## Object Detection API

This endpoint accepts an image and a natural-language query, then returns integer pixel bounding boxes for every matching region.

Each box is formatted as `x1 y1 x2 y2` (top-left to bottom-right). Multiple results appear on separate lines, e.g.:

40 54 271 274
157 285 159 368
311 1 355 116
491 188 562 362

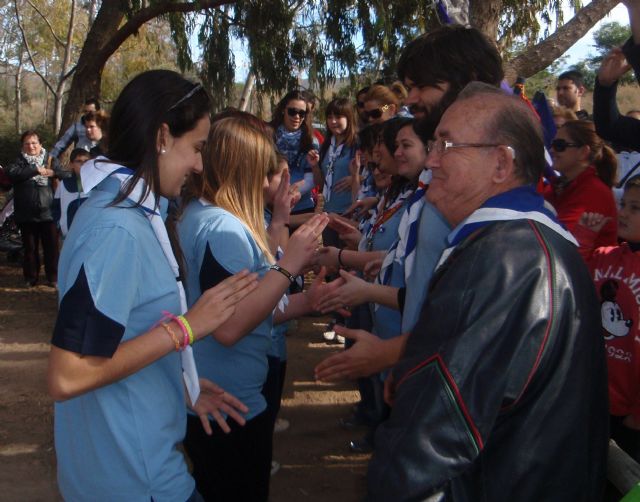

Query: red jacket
589 243 640 421
544 166 617 250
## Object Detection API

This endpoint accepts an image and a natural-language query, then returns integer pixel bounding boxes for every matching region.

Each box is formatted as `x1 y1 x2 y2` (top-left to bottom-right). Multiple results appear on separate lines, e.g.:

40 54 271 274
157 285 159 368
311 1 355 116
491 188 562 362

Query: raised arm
206 214 327 346
48 270 258 401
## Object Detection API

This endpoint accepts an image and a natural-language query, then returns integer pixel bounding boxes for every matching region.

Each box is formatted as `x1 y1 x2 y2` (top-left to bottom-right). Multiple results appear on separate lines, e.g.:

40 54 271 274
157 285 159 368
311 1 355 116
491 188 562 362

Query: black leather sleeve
366 221 588 501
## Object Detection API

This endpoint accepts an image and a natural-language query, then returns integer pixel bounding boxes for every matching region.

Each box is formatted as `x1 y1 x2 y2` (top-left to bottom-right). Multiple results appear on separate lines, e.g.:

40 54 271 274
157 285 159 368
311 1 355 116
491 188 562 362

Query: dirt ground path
0 259 369 501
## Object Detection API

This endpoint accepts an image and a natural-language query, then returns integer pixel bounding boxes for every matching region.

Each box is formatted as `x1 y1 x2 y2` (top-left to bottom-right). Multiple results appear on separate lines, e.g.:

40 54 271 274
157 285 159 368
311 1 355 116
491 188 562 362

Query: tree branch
14 0 56 95
505 0 622 80
96 0 238 65
59 0 77 86
24 0 65 47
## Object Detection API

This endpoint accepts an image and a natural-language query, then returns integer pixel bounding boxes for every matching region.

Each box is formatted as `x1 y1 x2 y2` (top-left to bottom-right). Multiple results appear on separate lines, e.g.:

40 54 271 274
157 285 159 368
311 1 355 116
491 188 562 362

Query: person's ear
493 145 516 184
156 123 172 155
579 144 591 163
577 85 586 97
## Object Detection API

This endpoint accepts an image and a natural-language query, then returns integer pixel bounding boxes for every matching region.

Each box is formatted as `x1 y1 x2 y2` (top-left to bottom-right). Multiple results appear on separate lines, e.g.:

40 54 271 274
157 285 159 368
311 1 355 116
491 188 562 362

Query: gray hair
456 82 545 185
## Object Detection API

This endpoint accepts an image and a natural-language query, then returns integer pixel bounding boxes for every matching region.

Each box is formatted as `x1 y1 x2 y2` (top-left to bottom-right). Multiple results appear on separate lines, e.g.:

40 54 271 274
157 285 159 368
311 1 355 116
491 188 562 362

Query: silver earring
160 148 166 154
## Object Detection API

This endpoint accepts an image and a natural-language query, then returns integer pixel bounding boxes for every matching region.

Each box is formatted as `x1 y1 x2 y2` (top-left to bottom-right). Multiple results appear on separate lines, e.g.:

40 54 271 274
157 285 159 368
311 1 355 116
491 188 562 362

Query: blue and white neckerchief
435 184 578 270
81 157 201 404
322 136 345 203
394 169 432 283
376 176 429 287
275 125 304 170
370 186 415 313
361 185 414 253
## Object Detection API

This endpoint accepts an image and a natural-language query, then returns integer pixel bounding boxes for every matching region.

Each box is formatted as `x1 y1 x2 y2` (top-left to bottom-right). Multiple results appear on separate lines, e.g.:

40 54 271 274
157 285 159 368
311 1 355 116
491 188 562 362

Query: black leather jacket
367 219 609 501
6 152 67 224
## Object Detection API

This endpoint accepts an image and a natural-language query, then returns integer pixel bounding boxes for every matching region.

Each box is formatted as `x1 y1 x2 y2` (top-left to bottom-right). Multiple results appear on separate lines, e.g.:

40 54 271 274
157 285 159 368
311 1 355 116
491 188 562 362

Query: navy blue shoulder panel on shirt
51 265 125 357
67 198 87 230
62 176 79 193
199 242 233 292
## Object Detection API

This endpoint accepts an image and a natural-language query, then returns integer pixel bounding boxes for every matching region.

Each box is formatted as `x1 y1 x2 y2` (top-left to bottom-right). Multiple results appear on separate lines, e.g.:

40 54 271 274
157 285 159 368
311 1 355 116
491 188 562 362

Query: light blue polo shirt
51 178 193 502
401 200 450 333
178 201 272 420
321 143 356 214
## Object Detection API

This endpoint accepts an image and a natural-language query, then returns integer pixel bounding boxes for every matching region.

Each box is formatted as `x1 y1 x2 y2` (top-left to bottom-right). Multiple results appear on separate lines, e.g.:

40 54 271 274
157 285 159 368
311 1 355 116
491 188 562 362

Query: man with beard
400 25 503 122
315 25 505 382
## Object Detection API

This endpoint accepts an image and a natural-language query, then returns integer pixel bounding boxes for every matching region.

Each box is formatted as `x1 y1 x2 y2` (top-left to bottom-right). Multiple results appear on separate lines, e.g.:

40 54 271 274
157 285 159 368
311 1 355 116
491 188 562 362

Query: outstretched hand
314 325 388 382
316 269 369 313
363 258 382 281
305 267 351 317
189 378 249 434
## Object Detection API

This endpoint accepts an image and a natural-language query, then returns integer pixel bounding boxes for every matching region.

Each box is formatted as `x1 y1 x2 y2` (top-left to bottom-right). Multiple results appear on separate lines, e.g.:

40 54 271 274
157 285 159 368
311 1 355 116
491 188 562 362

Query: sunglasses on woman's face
286 107 307 118
365 104 390 120
550 138 582 152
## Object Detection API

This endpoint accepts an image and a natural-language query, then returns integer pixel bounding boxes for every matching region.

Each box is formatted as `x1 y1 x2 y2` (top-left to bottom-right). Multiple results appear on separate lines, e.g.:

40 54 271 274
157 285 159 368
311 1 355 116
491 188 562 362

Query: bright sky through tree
189 3 631 83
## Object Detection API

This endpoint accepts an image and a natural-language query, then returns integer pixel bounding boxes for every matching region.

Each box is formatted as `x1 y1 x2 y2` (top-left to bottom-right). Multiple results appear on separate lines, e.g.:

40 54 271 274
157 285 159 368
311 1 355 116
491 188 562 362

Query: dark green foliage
199 8 234 111
589 22 633 86
162 0 439 109
167 12 193 73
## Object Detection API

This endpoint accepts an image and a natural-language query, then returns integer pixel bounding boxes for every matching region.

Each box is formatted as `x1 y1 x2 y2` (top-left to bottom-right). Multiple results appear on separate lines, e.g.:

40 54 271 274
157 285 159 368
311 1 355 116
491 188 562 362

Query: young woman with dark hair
271 90 319 217
47 70 257 502
310 98 358 215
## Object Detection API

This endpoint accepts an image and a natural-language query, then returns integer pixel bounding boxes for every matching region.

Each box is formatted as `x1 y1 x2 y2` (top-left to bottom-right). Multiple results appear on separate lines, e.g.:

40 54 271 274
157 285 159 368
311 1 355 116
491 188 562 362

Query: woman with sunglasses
545 120 618 254
271 90 319 220
362 83 406 124
47 70 257 502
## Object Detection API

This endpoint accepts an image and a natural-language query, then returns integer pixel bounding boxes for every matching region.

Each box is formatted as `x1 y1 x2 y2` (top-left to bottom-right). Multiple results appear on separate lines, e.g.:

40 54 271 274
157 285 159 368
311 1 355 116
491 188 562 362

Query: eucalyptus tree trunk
238 71 255 111
53 0 77 131
60 0 236 134
14 51 23 134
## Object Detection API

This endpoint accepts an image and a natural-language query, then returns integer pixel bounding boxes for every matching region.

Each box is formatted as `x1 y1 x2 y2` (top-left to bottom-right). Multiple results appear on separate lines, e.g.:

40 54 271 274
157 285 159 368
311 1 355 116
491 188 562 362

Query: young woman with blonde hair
178 116 329 501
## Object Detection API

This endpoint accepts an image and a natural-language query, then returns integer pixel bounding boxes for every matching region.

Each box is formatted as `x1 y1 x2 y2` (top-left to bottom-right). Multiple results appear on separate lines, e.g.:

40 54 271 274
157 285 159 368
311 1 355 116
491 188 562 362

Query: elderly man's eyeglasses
426 139 516 159
550 138 581 152
286 108 307 118
365 104 390 120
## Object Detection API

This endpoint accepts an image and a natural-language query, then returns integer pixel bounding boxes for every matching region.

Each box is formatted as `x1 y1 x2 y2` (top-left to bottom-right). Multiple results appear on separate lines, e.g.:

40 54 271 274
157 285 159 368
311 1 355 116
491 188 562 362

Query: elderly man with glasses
364 82 609 501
